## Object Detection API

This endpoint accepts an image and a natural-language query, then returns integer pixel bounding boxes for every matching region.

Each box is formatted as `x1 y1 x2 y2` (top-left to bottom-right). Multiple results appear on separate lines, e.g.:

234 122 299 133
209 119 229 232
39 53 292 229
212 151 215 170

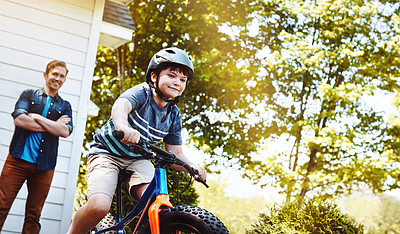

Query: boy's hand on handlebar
119 127 140 145
192 165 207 182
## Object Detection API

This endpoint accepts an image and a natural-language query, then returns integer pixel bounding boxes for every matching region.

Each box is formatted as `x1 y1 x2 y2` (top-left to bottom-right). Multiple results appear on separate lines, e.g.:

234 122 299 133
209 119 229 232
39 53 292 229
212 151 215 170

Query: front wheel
137 205 229 234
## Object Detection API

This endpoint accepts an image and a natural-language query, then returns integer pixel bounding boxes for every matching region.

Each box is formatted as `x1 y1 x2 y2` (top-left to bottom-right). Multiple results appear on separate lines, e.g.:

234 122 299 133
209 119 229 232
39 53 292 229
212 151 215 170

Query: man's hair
46 60 69 76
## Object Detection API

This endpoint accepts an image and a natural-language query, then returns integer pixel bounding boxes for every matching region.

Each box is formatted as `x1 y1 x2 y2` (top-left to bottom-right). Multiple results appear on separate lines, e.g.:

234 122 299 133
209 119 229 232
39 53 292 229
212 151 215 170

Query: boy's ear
151 71 157 84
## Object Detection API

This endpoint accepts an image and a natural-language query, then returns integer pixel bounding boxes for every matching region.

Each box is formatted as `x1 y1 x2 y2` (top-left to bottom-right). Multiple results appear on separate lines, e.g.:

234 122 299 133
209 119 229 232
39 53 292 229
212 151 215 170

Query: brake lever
131 141 154 159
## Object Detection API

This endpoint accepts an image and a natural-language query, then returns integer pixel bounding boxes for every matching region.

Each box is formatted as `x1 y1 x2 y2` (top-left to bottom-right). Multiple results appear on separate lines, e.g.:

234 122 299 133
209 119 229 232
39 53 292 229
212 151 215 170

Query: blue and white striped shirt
89 83 182 158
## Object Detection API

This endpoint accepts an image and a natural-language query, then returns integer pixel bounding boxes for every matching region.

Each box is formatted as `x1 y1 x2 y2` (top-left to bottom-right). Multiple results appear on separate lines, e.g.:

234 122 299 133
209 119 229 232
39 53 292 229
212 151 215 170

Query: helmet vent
165 49 176 54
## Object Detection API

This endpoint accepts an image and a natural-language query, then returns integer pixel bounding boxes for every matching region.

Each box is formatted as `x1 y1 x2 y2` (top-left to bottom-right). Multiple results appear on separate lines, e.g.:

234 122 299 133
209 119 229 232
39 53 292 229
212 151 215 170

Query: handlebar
113 130 170 159
112 130 208 187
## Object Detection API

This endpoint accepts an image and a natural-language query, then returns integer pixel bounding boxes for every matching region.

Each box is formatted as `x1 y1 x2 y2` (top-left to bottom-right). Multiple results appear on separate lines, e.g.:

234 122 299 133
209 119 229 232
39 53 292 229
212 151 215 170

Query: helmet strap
149 74 181 104
148 83 179 122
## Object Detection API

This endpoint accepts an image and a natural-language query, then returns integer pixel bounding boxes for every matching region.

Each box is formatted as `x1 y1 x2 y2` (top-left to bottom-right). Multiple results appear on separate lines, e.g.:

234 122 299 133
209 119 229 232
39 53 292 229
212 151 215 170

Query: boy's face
151 67 187 99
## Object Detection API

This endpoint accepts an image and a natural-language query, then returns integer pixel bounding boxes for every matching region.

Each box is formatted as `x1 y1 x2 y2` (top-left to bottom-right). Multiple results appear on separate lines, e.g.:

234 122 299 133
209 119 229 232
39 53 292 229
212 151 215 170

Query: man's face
152 67 187 99
44 66 67 93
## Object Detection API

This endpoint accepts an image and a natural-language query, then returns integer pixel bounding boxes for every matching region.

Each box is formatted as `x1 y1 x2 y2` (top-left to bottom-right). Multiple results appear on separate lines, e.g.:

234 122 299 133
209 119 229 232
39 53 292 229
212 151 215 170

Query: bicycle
91 130 229 234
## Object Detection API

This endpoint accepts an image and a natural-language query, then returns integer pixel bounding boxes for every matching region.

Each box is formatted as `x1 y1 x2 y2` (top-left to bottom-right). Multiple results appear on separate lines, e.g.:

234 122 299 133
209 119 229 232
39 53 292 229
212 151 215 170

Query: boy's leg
68 154 120 234
22 167 54 234
130 184 149 200
68 193 113 234
0 155 29 230
126 159 154 200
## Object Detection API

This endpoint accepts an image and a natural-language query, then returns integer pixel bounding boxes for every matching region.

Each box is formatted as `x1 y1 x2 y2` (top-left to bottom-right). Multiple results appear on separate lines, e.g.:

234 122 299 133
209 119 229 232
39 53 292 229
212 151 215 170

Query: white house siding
0 0 105 233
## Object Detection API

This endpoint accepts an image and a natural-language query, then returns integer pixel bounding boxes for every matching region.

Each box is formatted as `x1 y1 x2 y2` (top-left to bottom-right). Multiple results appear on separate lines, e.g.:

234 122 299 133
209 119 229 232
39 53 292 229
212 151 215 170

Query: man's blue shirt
9 88 73 170
20 96 52 163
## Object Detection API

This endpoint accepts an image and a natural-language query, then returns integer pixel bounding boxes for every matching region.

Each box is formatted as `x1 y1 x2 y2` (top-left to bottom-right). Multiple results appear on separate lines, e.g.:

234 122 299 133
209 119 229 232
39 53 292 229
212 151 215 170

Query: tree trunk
300 148 318 198
128 35 138 78
116 44 127 94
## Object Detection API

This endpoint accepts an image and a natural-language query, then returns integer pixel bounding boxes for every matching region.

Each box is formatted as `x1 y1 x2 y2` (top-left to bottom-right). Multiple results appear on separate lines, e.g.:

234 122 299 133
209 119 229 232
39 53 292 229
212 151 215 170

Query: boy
68 47 207 234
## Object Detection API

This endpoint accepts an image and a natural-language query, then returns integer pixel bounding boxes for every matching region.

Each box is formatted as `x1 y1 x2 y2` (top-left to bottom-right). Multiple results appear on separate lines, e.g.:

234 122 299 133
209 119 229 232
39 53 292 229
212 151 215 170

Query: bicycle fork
147 168 173 234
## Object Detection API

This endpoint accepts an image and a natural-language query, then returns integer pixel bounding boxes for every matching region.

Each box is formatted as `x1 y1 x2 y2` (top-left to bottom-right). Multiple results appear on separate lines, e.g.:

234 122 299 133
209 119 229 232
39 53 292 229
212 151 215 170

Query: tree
79 0 400 207
233 0 400 199
384 90 400 175
85 0 263 150
82 0 266 167
247 198 364 233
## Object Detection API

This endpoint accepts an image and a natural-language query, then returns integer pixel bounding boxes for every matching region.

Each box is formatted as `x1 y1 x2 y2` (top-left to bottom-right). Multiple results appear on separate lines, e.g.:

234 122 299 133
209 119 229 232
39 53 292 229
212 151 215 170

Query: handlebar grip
113 130 125 140
191 168 209 188
113 130 144 145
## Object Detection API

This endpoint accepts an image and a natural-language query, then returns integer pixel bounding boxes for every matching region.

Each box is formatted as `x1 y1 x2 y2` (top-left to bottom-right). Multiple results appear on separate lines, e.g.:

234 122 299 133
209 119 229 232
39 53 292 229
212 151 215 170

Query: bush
246 199 364 234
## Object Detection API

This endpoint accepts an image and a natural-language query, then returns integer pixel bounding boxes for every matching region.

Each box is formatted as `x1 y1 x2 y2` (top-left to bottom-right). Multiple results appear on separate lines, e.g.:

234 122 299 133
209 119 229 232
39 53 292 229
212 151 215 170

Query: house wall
0 0 105 233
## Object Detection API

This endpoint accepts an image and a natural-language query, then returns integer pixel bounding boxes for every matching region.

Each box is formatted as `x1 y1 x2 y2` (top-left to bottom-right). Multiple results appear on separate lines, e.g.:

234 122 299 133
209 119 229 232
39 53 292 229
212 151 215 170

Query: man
0 60 73 233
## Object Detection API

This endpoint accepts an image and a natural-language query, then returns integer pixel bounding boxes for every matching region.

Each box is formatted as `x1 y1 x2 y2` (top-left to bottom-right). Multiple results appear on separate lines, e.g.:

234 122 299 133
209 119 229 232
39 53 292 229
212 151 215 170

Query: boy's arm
111 98 141 144
165 143 207 181
29 113 71 138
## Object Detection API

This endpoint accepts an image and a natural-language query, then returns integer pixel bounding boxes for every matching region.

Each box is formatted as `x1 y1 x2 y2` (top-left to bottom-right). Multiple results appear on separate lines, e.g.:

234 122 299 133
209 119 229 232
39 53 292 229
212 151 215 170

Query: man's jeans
0 154 54 234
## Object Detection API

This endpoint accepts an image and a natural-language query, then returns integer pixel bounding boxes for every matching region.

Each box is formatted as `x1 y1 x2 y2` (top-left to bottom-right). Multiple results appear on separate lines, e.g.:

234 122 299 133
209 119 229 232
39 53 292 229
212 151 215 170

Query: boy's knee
90 206 109 219
87 194 112 217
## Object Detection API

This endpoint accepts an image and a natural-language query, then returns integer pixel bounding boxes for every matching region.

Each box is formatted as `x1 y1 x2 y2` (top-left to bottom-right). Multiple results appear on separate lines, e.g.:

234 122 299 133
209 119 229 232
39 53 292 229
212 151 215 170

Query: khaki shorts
86 154 154 199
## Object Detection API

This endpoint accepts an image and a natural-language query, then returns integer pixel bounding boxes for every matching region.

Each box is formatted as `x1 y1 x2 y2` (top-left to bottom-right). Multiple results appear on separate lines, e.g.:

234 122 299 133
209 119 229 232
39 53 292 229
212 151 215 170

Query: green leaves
241 0 400 199
81 0 400 203
247 199 364 234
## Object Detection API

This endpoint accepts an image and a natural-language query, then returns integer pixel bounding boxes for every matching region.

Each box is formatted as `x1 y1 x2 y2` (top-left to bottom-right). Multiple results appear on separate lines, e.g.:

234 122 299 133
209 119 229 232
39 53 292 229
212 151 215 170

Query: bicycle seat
118 169 132 182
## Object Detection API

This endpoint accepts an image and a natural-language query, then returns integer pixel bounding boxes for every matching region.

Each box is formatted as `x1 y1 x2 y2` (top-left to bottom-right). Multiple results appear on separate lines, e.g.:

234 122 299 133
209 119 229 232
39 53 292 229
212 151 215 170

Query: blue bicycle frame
95 168 173 234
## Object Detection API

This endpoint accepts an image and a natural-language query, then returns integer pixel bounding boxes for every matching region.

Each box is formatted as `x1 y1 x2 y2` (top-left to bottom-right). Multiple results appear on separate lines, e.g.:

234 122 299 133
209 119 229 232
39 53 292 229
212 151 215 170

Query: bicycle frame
95 168 173 234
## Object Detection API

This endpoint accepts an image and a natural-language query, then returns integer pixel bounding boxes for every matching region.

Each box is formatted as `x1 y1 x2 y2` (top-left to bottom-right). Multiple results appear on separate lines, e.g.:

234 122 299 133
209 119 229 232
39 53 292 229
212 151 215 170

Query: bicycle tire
136 205 229 234
90 212 118 234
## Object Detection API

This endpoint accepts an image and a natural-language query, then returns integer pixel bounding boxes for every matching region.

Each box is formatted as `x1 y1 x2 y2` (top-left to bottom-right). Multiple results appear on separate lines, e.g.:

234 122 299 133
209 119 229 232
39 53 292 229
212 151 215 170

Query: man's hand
30 113 70 125
28 113 70 137
56 115 71 124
